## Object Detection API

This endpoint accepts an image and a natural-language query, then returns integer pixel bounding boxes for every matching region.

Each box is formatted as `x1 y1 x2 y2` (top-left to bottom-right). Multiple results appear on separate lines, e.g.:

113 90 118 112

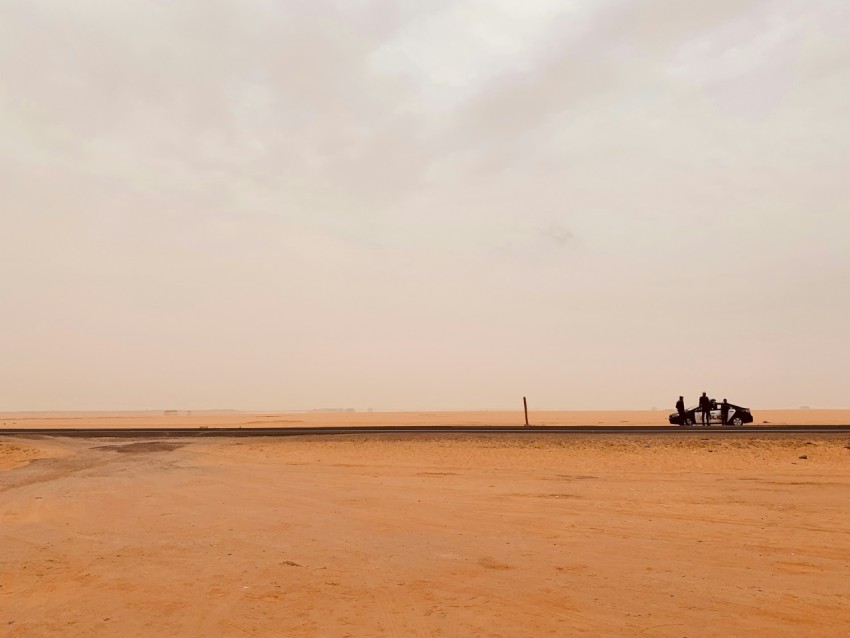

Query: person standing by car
699 392 711 426
676 396 686 420
721 399 730 426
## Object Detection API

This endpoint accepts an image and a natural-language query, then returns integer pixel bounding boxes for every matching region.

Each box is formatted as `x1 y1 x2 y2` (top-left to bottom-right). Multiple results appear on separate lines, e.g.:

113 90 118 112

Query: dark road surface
2 425 850 438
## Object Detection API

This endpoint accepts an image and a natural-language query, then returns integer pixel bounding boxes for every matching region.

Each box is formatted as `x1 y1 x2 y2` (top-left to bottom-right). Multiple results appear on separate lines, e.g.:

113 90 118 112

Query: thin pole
523 396 529 426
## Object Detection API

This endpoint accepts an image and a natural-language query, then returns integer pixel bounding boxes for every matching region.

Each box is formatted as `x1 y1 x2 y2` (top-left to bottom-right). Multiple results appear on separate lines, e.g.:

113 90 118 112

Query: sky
1 0 849 411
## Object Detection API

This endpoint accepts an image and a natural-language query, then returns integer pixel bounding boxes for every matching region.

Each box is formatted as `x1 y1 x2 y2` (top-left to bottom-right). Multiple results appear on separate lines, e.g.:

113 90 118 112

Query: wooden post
523 396 529 426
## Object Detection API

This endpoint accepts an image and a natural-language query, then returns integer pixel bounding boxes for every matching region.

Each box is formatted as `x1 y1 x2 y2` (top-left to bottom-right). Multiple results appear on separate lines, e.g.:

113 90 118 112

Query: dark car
669 402 754 426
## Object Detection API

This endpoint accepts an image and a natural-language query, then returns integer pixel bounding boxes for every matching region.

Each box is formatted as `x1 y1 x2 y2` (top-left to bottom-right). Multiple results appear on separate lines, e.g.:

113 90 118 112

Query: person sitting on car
699 392 711 426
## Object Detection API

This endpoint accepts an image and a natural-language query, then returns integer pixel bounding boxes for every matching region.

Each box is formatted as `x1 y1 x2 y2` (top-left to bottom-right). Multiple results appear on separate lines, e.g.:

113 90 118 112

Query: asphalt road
2 425 850 438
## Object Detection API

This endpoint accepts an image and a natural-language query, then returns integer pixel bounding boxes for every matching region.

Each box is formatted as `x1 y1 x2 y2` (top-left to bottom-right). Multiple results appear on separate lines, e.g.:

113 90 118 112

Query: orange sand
2 432 850 636
1 409 848 430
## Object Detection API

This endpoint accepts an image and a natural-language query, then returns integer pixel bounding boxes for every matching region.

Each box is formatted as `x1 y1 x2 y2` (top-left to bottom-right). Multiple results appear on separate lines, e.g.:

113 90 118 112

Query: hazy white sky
2 0 849 411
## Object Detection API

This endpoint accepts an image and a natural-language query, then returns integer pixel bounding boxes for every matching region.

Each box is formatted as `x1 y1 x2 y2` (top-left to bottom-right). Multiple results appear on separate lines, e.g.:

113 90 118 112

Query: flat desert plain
2 408 850 429
2 426 850 637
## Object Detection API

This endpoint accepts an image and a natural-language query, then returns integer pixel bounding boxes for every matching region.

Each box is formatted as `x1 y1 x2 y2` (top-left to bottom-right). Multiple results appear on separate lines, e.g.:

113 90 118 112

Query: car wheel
731 417 743 426
683 417 694 427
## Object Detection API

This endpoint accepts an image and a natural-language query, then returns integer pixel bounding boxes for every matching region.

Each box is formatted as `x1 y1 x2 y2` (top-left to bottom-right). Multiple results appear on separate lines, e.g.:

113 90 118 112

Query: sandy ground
2 409 849 430
2 433 850 637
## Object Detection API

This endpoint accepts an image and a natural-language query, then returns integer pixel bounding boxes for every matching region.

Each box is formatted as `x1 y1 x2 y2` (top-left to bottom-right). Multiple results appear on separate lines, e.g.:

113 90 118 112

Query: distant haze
2 1 849 411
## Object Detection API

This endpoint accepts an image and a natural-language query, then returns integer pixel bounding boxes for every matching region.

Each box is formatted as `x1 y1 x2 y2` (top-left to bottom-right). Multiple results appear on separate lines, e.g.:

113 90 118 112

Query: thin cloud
1 0 849 409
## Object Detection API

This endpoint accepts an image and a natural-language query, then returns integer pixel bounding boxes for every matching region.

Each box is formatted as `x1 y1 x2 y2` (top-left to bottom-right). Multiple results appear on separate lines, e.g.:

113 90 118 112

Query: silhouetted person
699 392 711 426
676 396 685 420
721 399 730 426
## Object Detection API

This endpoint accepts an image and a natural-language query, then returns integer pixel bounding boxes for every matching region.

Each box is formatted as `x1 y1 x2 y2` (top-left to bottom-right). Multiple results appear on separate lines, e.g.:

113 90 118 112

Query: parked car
669 402 753 426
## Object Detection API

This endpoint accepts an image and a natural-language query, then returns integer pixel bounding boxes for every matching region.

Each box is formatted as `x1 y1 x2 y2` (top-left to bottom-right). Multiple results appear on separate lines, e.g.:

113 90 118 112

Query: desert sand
2 431 850 637
2 409 849 430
